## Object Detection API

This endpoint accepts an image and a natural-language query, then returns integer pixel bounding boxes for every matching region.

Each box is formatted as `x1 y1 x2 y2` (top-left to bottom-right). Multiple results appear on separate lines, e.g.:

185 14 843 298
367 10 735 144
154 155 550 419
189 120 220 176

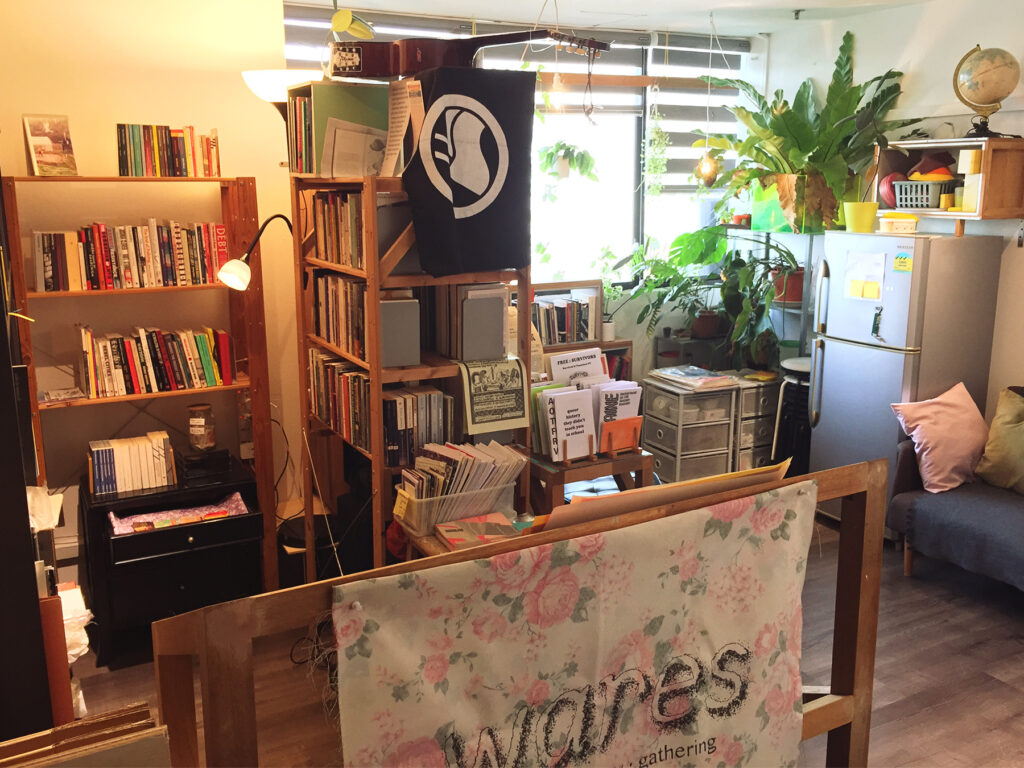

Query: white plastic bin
393 483 515 537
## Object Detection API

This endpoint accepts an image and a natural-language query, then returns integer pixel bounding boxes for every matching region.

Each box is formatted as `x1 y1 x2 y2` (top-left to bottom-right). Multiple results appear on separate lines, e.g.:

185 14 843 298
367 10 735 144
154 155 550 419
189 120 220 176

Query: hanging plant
644 103 671 196
538 141 598 181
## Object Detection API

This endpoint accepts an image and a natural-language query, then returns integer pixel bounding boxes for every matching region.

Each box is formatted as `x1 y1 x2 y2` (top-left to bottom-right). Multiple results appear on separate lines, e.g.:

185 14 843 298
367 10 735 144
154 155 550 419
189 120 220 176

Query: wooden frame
1 175 277 590
290 175 532 573
152 458 885 767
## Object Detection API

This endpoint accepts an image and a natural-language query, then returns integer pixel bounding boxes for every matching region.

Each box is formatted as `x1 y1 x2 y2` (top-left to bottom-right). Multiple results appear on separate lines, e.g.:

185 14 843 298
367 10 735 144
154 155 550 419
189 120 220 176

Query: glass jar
188 403 216 452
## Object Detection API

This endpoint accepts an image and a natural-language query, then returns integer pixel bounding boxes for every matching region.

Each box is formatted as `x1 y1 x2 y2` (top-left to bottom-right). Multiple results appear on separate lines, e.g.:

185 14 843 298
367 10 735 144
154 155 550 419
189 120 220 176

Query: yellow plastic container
843 202 879 233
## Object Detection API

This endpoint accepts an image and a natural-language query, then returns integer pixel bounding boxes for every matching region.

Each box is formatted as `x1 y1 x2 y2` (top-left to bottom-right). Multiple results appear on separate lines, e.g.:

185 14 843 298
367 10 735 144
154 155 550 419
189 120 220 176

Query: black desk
79 456 263 667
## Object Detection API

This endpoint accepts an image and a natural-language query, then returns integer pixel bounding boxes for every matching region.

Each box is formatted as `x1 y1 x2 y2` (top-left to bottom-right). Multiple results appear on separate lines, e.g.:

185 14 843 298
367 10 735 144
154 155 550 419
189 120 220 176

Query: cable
271 416 296 508
301 426 344 578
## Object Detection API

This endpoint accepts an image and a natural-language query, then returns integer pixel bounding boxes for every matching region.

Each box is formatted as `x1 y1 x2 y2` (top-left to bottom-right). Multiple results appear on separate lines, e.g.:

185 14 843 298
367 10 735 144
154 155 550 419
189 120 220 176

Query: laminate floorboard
71 520 1024 766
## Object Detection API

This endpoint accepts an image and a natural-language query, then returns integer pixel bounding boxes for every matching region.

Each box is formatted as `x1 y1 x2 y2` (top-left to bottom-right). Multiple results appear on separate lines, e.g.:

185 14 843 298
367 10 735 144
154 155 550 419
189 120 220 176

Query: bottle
188 403 216 451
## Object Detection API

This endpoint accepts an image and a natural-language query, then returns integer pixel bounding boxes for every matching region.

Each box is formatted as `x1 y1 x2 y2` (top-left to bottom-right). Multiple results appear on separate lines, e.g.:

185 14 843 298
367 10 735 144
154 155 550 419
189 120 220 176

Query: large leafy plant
623 227 799 369
698 31 921 208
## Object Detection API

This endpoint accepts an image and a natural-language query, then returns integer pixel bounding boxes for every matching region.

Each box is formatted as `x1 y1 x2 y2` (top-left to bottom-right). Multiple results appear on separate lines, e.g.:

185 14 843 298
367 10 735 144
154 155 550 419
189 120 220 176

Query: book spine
151 125 161 178
215 330 232 386
116 226 134 288
115 124 128 176
41 233 54 292
142 125 154 177
55 231 68 291
170 334 193 389
161 333 186 389
82 228 98 290
157 225 174 285
170 221 189 285
212 223 228 273
146 219 162 287
210 128 220 176
131 337 152 393
145 331 170 391
94 223 113 290
121 335 141 393
151 331 175 391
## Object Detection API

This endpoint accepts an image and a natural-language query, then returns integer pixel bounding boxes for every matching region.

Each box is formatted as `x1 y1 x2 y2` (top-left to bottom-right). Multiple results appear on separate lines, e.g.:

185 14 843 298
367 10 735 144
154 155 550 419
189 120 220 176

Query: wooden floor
73 521 1024 766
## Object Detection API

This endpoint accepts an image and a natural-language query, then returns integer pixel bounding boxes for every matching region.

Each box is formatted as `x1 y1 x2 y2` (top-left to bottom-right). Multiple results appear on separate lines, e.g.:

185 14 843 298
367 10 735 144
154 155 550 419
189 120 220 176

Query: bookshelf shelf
306 333 369 369
38 375 251 410
381 351 462 384
291 172 532 574
28 284 227 299
11 176 239 184
2 175 278 590
303 257 367 279
307 412 371 459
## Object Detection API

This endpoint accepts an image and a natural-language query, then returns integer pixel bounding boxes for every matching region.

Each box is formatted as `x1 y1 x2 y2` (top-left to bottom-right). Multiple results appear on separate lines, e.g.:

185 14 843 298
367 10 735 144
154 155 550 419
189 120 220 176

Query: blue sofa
886 439 1024 591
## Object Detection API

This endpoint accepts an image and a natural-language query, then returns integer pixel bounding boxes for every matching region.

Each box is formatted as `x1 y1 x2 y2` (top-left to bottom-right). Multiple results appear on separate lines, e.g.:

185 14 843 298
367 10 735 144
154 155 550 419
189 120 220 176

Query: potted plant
621 227 799 369
696 31 921 232
538 141 598 180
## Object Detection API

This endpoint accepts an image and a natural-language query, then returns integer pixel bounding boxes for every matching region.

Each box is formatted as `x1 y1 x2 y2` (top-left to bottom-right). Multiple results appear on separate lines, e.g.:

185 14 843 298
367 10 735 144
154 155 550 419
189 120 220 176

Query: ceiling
303 1 929 36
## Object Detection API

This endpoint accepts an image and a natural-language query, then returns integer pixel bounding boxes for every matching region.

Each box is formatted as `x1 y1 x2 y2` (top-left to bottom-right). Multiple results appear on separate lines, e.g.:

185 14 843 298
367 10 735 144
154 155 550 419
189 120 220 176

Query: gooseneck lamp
218 214 292 291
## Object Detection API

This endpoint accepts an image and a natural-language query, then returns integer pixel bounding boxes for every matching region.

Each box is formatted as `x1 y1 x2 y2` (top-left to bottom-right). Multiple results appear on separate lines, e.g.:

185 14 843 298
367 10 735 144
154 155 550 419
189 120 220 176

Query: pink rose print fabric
333 480 817 767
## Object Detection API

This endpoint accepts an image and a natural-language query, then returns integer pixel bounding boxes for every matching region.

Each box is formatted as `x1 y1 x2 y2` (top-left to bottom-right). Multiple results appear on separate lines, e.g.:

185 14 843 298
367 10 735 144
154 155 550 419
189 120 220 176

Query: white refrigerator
808 231 1003 503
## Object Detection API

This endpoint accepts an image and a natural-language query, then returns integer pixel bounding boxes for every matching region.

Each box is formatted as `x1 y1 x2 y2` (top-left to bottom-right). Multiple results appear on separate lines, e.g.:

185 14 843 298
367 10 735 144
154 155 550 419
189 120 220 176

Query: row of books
77 326 233 401
532 294 598 346
311 190 364 269
397 441 526 501
382 386 455 467
532 346 643 461
605 348 633 381
312 272 366 359
116 124 221 178
33 220 228 292
289 96 314 173
89 431 175 496
308 348 371 453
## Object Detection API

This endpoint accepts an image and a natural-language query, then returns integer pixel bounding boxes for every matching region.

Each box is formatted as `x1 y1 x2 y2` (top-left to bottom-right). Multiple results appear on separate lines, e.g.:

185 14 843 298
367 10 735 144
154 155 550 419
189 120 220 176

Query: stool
530 451 655 516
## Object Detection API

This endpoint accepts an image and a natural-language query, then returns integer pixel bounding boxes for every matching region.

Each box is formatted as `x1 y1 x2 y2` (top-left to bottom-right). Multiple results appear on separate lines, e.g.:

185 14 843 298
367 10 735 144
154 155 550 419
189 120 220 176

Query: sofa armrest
891 439 923 500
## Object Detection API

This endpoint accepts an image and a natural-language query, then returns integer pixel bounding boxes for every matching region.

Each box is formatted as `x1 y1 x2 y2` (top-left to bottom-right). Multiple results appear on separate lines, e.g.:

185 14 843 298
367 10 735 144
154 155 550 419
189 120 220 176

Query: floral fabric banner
334 480 817 768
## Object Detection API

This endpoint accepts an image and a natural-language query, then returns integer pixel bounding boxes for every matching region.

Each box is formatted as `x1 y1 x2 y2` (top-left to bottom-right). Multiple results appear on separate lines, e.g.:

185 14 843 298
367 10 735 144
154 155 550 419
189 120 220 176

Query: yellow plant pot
843 202 879 233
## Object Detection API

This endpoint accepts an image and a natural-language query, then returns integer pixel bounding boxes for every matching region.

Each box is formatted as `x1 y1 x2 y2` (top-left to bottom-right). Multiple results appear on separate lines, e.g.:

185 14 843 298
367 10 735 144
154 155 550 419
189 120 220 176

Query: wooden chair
152 459 886 767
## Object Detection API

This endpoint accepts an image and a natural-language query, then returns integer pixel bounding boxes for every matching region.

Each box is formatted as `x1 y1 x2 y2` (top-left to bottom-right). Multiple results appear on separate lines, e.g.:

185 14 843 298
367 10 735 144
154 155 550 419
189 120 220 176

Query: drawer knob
656 429 665 439
759 396 769 406
187 535 196 544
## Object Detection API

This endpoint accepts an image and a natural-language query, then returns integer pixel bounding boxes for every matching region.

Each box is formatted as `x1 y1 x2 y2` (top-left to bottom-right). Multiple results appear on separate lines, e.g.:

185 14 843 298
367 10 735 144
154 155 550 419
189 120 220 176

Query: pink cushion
891 382 988 493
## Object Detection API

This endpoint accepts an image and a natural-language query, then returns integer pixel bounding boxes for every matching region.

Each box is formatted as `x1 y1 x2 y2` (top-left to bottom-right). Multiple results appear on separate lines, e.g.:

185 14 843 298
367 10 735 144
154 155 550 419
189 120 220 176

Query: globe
955 46 1020 111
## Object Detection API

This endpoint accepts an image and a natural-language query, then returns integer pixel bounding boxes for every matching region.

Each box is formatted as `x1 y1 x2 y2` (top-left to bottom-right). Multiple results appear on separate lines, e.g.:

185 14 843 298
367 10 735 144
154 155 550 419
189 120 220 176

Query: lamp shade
241 69 322 104
217 259 251 291
331 10 375 39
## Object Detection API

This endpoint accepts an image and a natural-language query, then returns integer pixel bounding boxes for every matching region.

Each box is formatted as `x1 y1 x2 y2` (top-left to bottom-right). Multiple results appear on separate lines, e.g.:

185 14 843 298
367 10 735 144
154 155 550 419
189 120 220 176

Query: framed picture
23 114 78 176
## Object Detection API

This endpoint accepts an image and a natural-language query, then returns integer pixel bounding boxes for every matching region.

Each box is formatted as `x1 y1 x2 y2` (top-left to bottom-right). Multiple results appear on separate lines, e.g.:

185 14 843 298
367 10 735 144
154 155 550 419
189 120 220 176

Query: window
281 7 753 284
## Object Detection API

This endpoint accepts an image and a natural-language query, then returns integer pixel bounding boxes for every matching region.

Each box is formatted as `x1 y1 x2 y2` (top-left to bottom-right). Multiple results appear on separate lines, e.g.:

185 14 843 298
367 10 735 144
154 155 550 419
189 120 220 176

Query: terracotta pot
691 310 721 339
772 268 805 304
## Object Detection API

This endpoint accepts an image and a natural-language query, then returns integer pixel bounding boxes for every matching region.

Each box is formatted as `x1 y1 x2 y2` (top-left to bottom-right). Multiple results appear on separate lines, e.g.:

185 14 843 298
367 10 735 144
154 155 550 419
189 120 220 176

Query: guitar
329 29 610 80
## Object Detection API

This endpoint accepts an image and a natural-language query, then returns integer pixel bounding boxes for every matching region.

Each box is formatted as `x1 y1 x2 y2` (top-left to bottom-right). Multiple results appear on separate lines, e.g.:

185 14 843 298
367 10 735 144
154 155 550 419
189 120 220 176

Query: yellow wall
0 0 302 515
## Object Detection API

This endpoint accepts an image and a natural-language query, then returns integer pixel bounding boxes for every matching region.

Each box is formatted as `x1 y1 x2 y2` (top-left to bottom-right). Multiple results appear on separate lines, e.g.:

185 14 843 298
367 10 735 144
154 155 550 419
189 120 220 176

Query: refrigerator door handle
814 258 830 334
809 337 825 427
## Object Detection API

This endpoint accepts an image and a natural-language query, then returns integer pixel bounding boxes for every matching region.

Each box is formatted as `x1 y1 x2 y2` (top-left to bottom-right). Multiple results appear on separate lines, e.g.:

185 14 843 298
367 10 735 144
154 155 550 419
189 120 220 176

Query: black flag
403 67 534 276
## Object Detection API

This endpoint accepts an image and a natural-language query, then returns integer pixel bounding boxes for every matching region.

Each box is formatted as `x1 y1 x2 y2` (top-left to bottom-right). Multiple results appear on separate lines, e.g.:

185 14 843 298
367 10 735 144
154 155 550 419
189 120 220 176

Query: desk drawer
736 446 774 472
644 383 732 426
737 385 780 419
643 417 731 456
109 511 262 565
736 415 775 450
648 446 730 483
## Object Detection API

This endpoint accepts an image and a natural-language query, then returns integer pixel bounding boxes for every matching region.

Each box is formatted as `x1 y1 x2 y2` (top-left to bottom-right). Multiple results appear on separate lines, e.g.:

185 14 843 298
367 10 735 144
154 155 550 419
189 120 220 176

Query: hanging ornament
696 152 720 187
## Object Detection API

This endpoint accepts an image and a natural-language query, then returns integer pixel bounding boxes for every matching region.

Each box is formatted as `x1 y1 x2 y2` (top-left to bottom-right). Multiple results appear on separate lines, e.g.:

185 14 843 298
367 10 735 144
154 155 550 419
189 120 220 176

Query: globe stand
964 114 1021 139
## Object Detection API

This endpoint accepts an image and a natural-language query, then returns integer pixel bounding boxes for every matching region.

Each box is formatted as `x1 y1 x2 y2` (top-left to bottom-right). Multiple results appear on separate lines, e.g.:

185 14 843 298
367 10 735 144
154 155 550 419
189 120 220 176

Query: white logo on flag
420 95 508 219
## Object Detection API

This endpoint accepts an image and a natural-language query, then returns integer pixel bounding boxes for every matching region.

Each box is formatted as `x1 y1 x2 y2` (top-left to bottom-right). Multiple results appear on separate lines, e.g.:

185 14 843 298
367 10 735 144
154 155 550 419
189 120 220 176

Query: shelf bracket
378 222 416 281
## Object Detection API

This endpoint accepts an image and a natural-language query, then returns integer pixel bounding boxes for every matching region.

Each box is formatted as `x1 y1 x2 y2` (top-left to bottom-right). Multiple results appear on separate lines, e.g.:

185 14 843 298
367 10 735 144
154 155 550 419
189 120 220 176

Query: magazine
23 114 78 176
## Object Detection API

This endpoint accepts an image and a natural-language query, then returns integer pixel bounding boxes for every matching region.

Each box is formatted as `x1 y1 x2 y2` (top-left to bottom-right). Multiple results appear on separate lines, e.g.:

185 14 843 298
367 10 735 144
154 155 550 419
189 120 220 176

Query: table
530 450 655 516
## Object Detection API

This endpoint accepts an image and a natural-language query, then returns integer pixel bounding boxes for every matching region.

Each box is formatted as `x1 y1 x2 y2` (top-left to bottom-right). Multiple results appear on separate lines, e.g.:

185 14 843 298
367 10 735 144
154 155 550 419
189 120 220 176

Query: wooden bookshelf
38 375 251 409
1 175 279 590
291 174 532 574
28 283 227 298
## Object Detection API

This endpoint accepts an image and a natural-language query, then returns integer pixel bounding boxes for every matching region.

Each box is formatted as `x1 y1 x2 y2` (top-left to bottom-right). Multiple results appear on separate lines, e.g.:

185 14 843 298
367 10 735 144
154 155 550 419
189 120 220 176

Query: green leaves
538 140 598 180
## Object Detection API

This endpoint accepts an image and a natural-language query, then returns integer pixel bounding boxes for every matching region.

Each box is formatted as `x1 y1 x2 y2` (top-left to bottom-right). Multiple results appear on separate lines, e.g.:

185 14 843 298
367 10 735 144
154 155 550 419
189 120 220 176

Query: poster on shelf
457 357 529 435
333 480 817 768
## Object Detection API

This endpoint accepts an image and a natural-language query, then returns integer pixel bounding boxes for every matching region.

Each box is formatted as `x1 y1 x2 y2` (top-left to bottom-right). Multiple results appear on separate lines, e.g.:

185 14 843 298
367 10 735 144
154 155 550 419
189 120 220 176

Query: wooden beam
378 222 416 281
802 694 855 740
154 654 198 768
535 72 736 91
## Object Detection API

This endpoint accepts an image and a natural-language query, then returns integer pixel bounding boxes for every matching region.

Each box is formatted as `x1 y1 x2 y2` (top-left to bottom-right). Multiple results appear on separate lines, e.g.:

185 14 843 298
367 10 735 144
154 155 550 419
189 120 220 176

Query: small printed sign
893 253 913 272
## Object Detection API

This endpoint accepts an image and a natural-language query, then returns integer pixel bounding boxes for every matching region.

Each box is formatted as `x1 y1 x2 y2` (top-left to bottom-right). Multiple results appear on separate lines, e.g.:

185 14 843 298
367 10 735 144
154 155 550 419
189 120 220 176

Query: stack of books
312 273 366 359
311 190 364 269
116 124 220 177
77 326 232 401
308 349 370 452
531 293 598 346
88 431 175 496
382 386 455 467
33 220 229 292
397 441 525 500
648 365 736 391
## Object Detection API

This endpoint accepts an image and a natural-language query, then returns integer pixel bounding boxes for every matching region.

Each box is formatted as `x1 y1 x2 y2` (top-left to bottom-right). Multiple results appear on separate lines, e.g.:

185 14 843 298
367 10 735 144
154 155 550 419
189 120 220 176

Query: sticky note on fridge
862 281 880 299
849 279 865 298
893 255 913 272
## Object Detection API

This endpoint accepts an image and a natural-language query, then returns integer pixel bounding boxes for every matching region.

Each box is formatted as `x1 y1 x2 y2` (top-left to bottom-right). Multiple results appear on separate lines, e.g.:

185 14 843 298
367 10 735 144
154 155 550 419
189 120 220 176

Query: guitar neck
454 29 553 64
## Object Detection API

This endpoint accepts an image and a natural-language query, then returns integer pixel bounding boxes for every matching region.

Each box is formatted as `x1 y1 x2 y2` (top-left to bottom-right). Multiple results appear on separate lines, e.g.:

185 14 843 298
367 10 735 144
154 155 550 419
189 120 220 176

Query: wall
0 1 301 572
764 0 1024 416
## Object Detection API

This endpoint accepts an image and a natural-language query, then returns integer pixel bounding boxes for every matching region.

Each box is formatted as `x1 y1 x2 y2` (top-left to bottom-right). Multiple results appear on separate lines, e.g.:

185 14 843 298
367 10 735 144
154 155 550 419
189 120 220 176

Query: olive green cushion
976 387 1024 494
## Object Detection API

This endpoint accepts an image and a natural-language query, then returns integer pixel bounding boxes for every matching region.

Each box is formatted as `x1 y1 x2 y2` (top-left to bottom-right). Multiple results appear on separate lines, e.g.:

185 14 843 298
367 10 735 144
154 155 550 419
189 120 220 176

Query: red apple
879 172 907 208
